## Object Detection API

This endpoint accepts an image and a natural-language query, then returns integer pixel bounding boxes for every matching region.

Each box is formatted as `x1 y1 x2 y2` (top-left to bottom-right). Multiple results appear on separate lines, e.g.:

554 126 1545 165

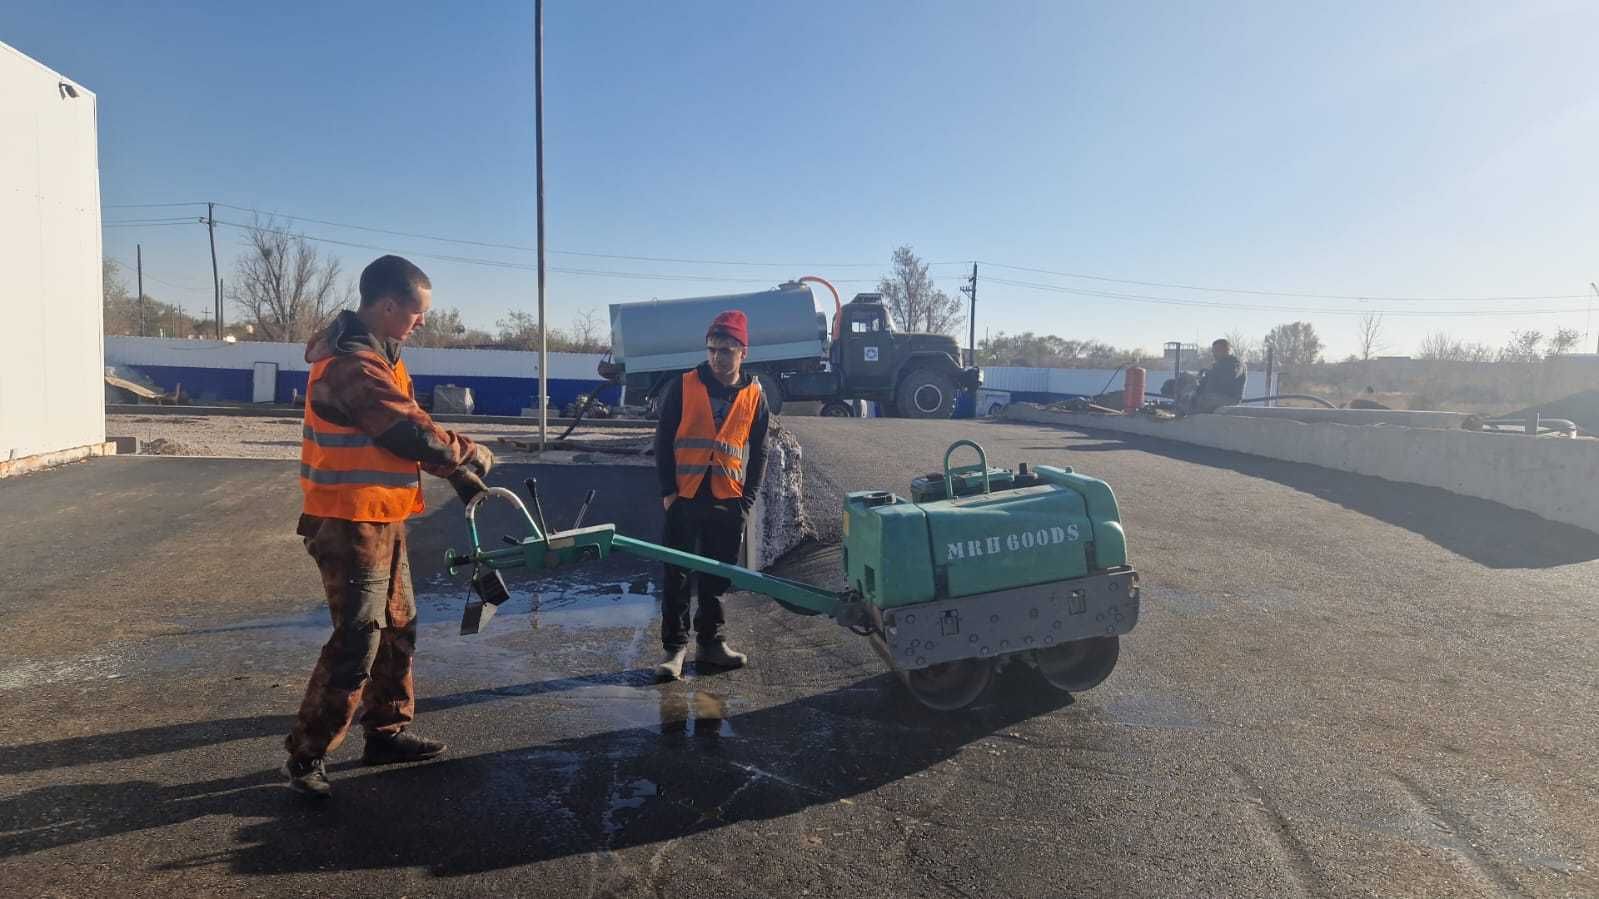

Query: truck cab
824 293 981 417
834 295 895 393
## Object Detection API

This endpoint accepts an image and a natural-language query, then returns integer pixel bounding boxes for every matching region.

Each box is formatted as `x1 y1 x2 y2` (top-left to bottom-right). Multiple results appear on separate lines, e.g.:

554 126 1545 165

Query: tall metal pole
206 202 221 339
136 244 145 337
535 0 548 450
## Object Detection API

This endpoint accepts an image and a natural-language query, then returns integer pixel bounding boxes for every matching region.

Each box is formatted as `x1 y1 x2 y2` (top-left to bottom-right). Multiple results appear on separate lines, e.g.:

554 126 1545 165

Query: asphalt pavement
0 419 1594 898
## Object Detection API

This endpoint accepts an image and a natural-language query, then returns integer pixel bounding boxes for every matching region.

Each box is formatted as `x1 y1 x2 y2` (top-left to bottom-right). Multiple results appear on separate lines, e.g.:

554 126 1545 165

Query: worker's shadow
1046 435 1599 569
0 672 1072 877
228 674 1070 878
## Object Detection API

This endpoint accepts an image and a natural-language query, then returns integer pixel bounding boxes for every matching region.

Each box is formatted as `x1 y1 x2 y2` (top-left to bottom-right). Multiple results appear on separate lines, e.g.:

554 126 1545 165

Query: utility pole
206 202 221 339
534 0 548 450
1589 282 1598 354
958 263 977 367
219 279 225 338
136 244 145 337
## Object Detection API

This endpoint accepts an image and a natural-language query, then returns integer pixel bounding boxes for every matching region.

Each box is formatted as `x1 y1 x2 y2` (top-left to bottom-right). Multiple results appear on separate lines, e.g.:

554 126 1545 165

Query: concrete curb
0 442 117 479
1217 406 1470 429
1003 404 1599 535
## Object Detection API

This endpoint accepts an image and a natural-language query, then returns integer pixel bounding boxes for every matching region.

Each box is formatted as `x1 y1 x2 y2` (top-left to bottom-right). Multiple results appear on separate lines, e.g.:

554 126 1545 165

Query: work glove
449 469 489 506
461 443 496 478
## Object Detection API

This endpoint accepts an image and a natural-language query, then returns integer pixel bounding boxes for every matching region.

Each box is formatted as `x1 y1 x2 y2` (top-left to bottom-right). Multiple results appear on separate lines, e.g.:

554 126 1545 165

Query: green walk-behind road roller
446 440 1140 711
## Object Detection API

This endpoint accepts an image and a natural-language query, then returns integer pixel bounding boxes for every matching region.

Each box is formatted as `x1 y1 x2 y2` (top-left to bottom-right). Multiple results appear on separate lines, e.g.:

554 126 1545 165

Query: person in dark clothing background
1186 338 1249 413
651 309 770 681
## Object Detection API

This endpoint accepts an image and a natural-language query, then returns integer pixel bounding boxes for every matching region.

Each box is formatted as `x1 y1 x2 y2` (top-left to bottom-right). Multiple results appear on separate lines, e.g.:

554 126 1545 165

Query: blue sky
6 0 1598 358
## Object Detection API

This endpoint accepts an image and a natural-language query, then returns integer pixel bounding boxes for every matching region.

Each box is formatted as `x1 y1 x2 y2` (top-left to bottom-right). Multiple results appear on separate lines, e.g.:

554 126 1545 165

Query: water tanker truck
601 277 982 418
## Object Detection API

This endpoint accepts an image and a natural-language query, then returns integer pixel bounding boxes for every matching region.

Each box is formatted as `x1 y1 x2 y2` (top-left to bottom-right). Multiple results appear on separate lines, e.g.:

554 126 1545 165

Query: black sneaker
362 731 447 766
283 756 332 797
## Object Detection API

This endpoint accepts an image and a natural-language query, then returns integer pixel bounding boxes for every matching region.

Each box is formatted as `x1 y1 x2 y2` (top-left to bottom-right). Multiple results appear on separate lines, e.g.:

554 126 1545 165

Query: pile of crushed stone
141 438 209 456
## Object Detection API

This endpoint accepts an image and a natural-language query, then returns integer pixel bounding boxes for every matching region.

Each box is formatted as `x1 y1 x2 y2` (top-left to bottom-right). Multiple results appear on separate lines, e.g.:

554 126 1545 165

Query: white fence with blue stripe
105 337 616 416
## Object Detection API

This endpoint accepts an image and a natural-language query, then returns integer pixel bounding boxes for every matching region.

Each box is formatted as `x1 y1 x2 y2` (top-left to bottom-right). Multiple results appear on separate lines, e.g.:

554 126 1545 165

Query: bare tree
1547 327 1580 358
568 307 610 353
878 245 964 335
1222 329 1258 364
410 307 492 348
1356 312 1386 361
102 259 136 336
1416 331 1494 362
496 310 546 350
231 218 353 342
1498 329 1545 363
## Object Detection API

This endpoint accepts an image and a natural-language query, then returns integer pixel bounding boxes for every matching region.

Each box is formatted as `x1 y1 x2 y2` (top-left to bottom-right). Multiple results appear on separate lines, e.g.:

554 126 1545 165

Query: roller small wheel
899 658 994 711
1033 636 1119 693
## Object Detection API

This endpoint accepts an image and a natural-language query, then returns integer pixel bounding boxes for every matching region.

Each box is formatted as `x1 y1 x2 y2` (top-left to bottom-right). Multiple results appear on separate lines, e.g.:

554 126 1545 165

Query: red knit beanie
707 309 749 347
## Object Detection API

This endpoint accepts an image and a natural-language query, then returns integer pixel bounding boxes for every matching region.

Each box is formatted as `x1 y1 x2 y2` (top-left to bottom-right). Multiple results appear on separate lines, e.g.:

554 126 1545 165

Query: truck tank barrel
609 283 826 374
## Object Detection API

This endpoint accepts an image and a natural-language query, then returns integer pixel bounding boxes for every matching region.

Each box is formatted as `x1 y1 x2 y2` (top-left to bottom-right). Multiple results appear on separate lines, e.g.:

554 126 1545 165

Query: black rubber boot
362 731 447 766
283 756 332 798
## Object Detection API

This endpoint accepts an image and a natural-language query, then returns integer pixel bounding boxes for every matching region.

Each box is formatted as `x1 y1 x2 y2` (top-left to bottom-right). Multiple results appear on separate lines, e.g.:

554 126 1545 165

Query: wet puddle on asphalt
148 562 746 744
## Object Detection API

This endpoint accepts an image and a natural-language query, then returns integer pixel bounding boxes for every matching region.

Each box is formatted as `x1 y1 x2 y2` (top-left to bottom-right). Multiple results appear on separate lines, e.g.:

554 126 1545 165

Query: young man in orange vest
285 255 493 797
651 309 771 680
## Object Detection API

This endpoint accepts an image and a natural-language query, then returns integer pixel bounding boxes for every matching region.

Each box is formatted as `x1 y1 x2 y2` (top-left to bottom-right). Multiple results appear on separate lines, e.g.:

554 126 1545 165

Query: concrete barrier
0 442 117 479
1217 406 1470 429
1003 404 1599 535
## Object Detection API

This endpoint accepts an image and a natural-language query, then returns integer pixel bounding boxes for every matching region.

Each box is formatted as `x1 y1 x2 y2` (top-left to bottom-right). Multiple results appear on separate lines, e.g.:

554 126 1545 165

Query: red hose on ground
798 275 843 341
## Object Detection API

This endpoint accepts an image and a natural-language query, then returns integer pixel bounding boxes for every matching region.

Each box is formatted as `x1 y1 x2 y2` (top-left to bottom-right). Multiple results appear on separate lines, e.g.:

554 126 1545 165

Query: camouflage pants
285 518 417 761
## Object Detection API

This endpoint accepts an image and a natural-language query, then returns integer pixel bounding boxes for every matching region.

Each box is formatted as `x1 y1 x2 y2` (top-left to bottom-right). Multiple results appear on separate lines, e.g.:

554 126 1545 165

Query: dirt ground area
106 414 656 465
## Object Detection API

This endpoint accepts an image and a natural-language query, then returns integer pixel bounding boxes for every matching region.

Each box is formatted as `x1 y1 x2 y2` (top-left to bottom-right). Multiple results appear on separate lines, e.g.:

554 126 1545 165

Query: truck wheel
818 400 854 417
754 373 784 415
896 368 957 419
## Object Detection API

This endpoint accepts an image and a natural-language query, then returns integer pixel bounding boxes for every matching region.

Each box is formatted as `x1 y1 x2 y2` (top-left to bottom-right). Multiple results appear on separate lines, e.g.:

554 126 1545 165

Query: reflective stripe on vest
299 354 425 522
674 369 761 500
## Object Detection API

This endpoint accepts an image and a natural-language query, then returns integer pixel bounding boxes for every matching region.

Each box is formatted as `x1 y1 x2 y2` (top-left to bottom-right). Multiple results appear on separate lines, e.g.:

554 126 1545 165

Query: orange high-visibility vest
674 369 762 499
299 354 424 522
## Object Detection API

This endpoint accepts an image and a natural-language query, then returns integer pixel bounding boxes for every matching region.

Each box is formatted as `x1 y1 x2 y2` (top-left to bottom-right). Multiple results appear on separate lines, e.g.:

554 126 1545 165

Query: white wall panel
0 43 102 462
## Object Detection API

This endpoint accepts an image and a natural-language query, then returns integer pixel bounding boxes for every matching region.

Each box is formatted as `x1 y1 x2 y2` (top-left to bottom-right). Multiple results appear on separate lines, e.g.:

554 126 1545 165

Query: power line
103 218 201 228
110 199 1582 304
107 257 213 294
103 201 208 209
977 260 1590 303
213 202 937 268
207 219 880 284
984 276 1591 318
